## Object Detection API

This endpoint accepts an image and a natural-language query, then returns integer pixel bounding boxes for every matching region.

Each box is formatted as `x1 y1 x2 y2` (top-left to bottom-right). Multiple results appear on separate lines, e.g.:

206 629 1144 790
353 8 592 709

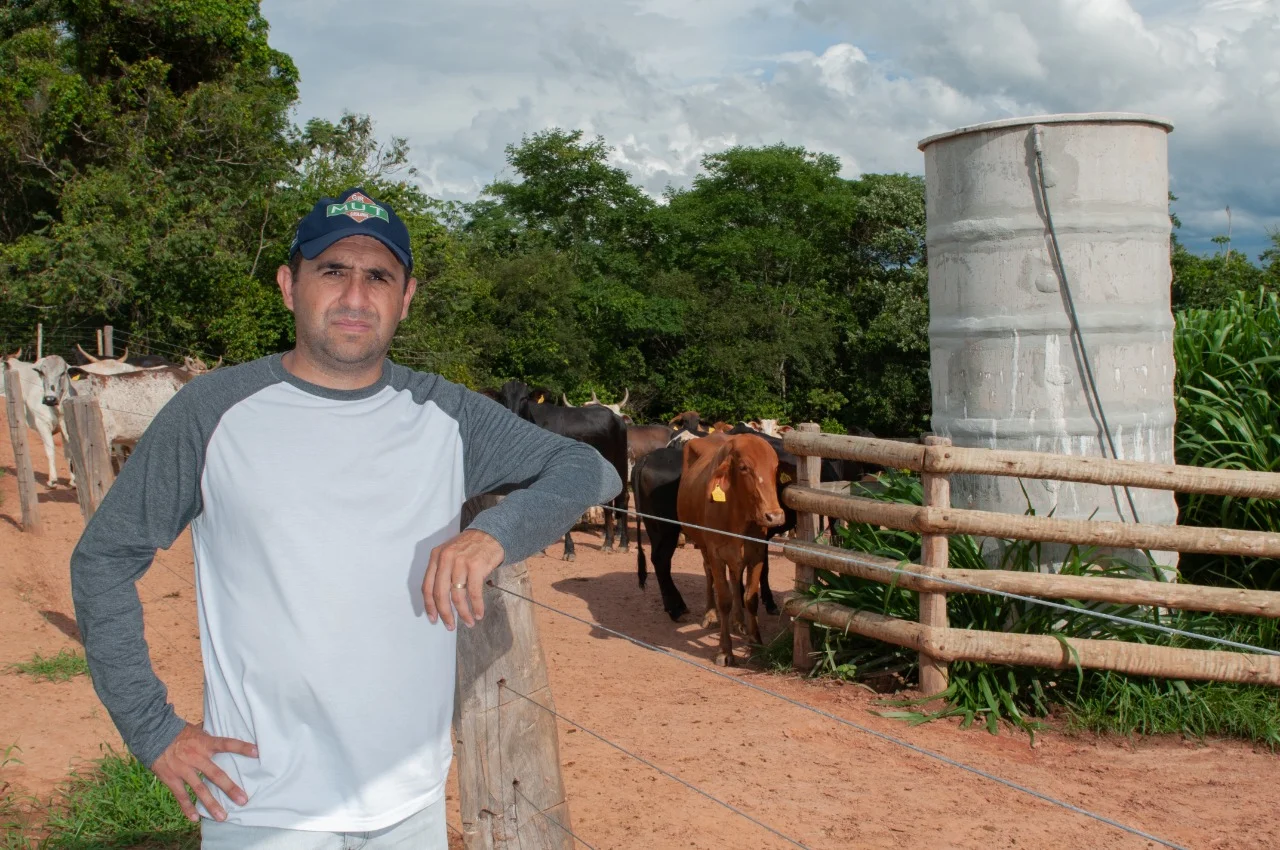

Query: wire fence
51 488 1188 849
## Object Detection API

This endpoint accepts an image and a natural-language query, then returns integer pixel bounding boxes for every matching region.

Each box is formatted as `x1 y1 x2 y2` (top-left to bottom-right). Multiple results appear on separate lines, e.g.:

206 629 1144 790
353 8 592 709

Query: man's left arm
423 384 622 627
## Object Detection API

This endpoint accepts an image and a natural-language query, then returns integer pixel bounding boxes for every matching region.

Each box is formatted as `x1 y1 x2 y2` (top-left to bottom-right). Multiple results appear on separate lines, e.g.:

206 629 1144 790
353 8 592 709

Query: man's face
277 236 418 372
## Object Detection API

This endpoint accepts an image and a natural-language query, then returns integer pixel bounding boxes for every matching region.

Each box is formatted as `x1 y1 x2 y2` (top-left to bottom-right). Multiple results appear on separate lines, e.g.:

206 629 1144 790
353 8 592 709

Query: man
69 187 622 848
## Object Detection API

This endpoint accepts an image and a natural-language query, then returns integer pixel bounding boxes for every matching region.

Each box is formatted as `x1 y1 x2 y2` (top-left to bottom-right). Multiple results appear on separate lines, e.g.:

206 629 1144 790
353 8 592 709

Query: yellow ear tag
537 394 545 403
779 473 792 484
711 485 727 502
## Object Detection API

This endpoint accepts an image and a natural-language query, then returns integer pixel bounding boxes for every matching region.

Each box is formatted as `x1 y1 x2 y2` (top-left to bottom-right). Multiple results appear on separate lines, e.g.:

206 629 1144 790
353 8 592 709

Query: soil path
1 407 1276 849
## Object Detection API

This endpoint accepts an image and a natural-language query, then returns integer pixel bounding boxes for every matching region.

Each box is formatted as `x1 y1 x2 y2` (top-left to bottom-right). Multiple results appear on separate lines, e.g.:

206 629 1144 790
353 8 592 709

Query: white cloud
260 0 1279 258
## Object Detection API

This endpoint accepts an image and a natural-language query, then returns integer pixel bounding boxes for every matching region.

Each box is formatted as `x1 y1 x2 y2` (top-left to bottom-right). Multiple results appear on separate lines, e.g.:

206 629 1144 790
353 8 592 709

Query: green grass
792 469 1280 745
1174 288 1280 589
6 652 88 684
0 752 197 850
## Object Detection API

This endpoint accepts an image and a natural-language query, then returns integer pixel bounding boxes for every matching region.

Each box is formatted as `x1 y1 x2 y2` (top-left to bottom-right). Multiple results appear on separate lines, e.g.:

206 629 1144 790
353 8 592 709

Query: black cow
633 445 781 621
497 380 630 560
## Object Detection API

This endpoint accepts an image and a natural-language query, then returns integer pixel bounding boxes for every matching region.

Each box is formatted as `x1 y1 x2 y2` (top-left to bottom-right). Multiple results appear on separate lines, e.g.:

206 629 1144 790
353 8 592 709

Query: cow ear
709 458 732 502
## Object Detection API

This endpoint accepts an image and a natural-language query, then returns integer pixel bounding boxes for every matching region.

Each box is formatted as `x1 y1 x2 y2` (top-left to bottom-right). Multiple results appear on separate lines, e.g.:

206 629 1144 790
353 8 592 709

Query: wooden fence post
103 325 113 359
61 397 115 523
3 369 41 533
454 494 573 850
918 435 952 696
35 323 42 360
791 422 823 673
96 329 104 357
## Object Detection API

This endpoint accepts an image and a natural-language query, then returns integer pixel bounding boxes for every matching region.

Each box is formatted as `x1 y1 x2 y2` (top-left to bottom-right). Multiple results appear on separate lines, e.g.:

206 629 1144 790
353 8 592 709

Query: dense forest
1 1 1277 436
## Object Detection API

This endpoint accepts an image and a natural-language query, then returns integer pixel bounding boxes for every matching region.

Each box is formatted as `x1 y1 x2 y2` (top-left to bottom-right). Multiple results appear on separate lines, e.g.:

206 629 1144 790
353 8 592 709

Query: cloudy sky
259 0 1278 260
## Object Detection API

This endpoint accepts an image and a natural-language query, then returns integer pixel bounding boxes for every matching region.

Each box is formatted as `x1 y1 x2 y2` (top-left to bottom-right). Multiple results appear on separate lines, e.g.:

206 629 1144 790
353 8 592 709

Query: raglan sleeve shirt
69 355 622 789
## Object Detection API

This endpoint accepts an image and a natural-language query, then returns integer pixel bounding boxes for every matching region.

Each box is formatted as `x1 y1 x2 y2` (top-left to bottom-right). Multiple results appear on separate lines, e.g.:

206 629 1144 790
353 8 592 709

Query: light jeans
200 797 447 849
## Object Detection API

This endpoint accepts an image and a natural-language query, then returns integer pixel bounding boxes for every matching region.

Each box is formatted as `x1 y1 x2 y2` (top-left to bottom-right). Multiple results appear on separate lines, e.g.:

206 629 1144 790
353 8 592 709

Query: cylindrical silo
919 113 1178 574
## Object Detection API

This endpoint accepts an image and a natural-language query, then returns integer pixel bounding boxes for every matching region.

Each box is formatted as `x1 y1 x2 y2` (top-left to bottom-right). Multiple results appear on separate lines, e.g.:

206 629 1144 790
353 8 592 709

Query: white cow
34 357 194 457
748 419 781 438
74 344 142 376
2 351 74 487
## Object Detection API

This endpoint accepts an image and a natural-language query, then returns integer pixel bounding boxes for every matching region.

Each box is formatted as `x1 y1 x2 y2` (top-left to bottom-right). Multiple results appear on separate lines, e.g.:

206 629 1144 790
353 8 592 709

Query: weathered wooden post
35 323 42 360
96 329 104 357
791 422 823 672
61 397 115 523
103 325 114 358
918 434 952 696
454 494 573 850
3 368 41 533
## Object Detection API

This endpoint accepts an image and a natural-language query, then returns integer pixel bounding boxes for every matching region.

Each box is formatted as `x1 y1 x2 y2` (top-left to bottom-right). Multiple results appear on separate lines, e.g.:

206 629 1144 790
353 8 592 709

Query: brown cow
677 433 785 666
627 423 675 466
668 410 705 433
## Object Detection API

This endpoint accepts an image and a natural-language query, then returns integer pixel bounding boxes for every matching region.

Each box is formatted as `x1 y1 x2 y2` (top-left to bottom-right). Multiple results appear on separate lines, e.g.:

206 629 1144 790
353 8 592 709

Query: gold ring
453 582 467 590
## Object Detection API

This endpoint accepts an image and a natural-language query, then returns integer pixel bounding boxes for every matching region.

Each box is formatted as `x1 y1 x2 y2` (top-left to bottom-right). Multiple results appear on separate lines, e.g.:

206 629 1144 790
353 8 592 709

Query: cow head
31 355 72 407
669 410 702 432
496 380 535 422
713 435 786 529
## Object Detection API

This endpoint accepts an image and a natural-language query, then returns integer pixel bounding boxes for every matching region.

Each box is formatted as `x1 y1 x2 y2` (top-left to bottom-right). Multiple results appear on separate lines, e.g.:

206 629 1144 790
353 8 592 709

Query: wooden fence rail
781 593 1280 687
780 427 1280 692
782 430 1280 500
783 487 1280 560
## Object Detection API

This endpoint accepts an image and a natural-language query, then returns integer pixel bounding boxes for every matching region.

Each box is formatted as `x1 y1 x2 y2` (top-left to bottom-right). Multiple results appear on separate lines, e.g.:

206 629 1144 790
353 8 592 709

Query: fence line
604 505 1279 657
489 582 1185 850
778 427 1280 697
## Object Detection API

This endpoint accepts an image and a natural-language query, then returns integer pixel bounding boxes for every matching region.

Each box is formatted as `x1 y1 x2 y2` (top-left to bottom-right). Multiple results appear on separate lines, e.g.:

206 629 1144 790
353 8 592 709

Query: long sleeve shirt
69 354 621 830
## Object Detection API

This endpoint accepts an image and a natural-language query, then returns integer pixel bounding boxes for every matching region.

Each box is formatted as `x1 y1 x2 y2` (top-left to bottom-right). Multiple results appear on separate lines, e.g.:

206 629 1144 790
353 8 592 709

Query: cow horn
77 343 100 363
213 356 222 369
590 390 599 404
118 345 129 361
620 388 629 407
562 393 574 407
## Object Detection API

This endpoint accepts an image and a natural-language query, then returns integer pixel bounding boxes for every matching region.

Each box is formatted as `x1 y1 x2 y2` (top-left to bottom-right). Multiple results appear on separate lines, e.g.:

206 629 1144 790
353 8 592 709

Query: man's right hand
150 723 258 823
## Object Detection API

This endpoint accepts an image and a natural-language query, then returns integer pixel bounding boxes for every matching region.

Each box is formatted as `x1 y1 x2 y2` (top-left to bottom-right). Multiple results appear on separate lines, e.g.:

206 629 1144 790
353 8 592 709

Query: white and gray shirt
69 354 621 831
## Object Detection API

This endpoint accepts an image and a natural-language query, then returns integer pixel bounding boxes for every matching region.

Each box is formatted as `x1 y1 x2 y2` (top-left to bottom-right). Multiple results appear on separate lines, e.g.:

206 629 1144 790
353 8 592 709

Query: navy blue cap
289 187 413 274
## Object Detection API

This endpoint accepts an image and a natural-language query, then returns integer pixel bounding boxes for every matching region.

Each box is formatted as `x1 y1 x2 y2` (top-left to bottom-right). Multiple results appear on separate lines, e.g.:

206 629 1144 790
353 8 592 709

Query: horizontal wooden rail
783 541 1280 618
781 431 1280 500
781 593 1280 687
783 486 1280 560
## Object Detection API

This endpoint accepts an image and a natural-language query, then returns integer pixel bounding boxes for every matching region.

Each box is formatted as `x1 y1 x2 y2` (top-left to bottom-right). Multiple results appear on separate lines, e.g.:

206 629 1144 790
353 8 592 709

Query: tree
0 0 300 359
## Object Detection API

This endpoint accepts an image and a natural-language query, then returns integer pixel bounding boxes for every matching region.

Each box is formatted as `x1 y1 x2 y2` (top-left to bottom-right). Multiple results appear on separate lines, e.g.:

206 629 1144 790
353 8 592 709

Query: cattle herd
488 380 883 666
2 345 218 483
1 347 881 667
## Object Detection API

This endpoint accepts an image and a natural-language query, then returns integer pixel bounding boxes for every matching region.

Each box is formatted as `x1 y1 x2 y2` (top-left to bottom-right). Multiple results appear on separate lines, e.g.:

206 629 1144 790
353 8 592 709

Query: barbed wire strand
605 504 1280 657
501 683 809 850
510 779 601 850
489 582 1185 850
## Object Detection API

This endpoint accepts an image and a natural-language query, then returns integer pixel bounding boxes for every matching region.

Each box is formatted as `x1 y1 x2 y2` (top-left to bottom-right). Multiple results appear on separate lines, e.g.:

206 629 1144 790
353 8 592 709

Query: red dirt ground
1 406 1277 849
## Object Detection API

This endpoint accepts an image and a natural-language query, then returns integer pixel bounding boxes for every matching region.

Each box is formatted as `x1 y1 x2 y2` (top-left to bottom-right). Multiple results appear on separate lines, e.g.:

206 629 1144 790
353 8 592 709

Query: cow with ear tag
676 433 785 666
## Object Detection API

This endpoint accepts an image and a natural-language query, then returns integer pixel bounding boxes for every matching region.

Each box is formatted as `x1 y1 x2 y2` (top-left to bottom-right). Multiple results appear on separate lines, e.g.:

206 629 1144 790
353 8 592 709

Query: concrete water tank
919 113 1178 573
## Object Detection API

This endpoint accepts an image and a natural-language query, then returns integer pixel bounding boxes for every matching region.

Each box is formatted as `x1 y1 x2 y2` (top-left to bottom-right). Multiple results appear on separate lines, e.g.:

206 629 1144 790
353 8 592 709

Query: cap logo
327 192 389 224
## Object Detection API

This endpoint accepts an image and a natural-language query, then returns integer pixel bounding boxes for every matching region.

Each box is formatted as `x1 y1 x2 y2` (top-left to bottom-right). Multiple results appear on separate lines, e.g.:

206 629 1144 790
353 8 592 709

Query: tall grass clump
1174 288 1280 589
793 470 1280 744
0 751 197 849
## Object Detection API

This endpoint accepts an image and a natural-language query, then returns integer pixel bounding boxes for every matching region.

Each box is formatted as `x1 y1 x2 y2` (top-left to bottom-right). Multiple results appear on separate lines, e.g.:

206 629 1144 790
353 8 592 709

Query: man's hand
423 529 506 630
151 723 257 822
